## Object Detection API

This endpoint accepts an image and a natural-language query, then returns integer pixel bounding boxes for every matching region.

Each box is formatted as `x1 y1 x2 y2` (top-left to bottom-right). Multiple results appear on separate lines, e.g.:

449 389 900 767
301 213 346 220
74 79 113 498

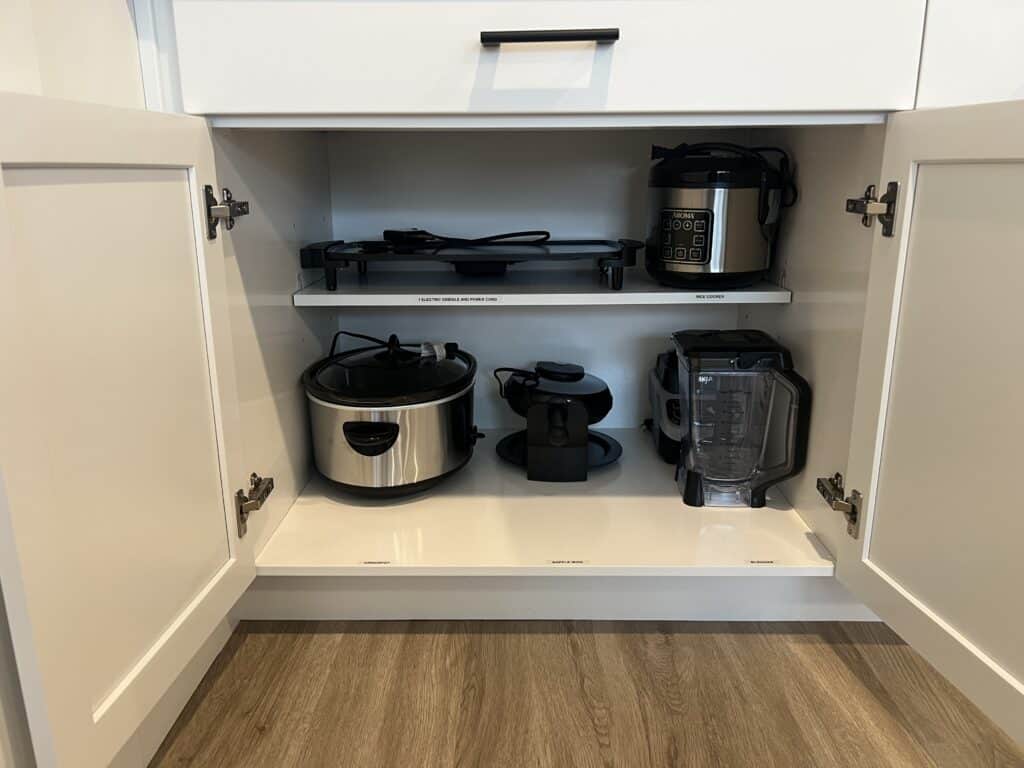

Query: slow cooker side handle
342 421 400 457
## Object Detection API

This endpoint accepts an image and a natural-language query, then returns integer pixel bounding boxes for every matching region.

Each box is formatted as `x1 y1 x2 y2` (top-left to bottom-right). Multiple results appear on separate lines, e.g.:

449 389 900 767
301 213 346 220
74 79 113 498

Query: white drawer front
173 0 925 115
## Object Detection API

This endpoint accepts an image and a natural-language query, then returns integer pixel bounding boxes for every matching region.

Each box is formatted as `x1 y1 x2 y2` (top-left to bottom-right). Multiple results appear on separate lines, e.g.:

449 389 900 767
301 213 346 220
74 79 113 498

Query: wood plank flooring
151 622 1023 768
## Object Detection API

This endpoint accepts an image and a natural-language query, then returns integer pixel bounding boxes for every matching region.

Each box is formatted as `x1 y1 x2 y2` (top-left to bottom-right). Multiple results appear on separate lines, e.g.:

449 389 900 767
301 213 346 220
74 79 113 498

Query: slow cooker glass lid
309 335 475 406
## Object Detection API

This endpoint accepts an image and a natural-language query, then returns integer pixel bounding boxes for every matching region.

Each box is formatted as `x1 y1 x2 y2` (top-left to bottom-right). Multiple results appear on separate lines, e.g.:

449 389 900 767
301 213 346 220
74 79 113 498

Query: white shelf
293 270 791 308
256 429 834 577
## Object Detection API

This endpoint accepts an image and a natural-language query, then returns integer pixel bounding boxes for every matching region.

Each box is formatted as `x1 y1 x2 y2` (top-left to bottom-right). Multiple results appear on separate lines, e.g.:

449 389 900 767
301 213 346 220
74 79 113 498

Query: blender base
681 470 767 508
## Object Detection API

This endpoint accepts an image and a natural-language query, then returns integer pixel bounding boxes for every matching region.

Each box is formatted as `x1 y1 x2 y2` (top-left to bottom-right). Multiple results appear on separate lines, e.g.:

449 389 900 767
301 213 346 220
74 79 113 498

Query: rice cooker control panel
657 209 712 265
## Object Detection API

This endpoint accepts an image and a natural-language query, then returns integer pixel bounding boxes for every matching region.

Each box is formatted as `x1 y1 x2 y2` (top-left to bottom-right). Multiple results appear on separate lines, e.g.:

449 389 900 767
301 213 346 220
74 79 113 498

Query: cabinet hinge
816 472 862 539
205 185 250 240
845 181 898 237
235 473 274 538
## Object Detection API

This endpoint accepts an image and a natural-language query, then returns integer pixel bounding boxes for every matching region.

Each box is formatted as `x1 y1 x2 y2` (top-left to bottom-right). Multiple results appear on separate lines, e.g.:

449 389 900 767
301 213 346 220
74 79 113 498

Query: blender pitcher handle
751 368 812 507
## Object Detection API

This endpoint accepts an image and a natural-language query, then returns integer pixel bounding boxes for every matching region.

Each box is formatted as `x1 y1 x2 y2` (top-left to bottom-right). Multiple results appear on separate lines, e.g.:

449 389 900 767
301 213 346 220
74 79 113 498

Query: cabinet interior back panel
328 306 737 430
327 129 751 242
325 129 750 428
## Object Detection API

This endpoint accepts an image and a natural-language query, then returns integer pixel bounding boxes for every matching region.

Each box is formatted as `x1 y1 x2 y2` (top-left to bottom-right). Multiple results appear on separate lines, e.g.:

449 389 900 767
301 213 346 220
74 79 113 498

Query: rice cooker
646 142 797 289
303 331 482 496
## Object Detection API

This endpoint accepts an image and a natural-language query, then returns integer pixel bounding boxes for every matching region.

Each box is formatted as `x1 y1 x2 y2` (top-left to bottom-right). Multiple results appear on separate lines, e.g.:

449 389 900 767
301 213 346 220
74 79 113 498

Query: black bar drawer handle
480 28 619 46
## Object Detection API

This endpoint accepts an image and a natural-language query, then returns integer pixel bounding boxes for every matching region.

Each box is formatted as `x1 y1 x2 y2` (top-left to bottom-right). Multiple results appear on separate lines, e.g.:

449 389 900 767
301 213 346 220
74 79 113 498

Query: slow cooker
303 331 481 495
646 142 797 289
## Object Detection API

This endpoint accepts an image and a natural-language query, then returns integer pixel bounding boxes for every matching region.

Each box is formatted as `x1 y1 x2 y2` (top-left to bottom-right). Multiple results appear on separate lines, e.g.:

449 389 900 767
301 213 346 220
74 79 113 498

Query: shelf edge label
417 295 502 304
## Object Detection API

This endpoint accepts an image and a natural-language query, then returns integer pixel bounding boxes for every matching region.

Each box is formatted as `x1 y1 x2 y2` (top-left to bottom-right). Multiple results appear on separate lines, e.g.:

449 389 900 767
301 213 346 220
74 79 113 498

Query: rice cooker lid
650 154 785 190
304 333 476 407
672 329 794 370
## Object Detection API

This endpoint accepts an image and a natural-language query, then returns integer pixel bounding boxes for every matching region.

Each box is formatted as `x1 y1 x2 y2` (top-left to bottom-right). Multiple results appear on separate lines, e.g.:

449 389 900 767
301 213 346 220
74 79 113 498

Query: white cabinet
2 91 1024 764
170 0 926 120
0 95 254 768
828 100 1024 747
916 0 1024 108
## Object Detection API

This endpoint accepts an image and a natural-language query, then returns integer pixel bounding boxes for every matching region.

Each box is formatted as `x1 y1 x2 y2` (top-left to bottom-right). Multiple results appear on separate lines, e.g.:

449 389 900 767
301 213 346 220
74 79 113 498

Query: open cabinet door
835 99 1024 743
0 93 253 767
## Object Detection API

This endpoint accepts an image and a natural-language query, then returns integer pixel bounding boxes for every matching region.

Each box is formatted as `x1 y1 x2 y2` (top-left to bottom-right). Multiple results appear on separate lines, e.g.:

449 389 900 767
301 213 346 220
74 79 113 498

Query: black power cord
320 229 553 260
383 228 551 255
492 367 539 398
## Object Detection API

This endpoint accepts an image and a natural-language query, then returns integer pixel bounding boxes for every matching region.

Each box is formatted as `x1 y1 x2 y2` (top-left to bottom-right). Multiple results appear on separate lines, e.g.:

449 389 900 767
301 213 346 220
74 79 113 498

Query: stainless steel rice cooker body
303 333 479 495
646 143 795 289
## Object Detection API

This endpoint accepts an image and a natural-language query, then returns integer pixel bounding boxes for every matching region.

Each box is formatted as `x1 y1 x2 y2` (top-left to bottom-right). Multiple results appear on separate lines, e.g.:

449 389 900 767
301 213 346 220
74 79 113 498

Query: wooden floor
151 622 1023 768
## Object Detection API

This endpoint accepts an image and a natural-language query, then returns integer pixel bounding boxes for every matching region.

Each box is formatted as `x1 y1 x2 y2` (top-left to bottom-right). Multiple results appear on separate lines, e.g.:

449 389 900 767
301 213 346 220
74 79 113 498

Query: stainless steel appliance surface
303 331 480 496
648 186 775 278
646 143 796 289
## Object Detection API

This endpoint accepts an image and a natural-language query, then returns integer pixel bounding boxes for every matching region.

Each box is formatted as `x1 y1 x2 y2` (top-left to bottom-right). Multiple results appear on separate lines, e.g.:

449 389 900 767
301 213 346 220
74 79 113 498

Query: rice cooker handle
343 421 400 457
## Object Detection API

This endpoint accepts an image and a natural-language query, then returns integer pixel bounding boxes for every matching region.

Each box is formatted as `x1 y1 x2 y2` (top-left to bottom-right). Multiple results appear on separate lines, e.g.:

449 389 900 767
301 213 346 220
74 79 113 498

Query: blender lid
304 333 476 407
672 330 794 370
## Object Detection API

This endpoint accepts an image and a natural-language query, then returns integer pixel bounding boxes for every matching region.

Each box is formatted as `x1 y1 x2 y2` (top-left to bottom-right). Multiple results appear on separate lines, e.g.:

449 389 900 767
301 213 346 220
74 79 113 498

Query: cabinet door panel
866 162 1024 686
0 94 251 768
3 164 230 715
837 101 1024 743
172 0 926 116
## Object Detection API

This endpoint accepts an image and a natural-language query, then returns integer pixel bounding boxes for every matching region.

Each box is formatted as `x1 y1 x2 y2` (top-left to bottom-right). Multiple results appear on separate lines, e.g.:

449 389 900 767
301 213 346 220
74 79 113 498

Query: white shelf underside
257 429 834 577
293 270 791 308
208 112 889 130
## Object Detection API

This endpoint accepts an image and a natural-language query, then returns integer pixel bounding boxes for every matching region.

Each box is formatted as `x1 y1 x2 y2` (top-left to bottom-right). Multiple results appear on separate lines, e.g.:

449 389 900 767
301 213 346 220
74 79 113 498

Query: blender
673 330 811 507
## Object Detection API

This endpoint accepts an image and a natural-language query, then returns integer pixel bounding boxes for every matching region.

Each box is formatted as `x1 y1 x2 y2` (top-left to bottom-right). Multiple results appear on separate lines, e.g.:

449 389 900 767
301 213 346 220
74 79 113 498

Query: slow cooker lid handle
329 329 391 357
328 330 459 362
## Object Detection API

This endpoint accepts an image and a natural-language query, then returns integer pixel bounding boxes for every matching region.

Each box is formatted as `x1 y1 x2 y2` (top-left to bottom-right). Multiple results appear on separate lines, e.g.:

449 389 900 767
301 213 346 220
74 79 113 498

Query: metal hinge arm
816 473 862 539
852 200 891 217
209 201 249 220
205 185 250 240
235 472 274 538
845 181 899 237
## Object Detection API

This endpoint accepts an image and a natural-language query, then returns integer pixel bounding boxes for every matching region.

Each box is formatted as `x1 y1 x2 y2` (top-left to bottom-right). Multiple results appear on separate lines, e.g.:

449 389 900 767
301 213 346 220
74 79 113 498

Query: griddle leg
325 267 338 291
610 266 624 291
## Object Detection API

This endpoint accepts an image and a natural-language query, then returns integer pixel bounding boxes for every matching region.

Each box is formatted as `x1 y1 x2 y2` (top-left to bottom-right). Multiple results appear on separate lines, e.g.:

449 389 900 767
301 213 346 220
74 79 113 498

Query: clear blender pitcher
673 330 811 507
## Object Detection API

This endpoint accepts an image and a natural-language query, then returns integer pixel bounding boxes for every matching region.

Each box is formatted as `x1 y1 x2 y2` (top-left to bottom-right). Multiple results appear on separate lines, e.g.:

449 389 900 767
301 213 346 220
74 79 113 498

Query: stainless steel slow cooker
303 331 480 495
646 143 797 289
